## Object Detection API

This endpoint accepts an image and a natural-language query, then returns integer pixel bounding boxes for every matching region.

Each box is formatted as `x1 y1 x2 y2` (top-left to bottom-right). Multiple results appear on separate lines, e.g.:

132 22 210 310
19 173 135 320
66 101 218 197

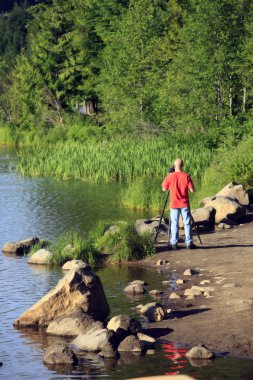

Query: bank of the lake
139 219 253 359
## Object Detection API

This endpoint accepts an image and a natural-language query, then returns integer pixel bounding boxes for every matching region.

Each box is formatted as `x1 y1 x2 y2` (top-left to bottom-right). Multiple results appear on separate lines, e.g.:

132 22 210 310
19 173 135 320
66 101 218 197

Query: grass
0 126 16 145
90 221 155 262
17 138 212 182
29 240 51 256
50 230 99 267
41 222 155 267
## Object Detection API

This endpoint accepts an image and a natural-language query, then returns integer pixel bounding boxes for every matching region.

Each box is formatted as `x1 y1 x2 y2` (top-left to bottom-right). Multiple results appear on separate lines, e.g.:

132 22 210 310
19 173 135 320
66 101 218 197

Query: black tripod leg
154 191 170 243
190 214 203 245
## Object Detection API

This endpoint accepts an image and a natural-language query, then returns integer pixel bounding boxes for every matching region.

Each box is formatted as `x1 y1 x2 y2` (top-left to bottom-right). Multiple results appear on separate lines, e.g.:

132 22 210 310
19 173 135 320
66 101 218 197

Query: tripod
153 191 202 245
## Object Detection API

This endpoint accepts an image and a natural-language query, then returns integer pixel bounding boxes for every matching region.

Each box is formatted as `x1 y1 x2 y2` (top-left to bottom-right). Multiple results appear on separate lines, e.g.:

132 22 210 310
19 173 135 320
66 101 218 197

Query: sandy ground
140 213 253 359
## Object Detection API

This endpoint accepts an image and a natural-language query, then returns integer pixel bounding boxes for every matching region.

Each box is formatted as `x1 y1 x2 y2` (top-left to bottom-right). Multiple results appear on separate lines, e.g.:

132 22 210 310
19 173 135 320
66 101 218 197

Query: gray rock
186 344 215 359
135 218 168 237
129 280 147 286
123 283 146 294
28 249 52 265
118 335 143 352
99 343 118 358
183 269 198 276
140 302 165 322
71 327 114 352
46 308 103 337
107 314 142 335
201 196 246 224
216 182 249 206
149 290 163 297
156 259 169 266
62 260 90 271
2 237 39 255
43 344 78 365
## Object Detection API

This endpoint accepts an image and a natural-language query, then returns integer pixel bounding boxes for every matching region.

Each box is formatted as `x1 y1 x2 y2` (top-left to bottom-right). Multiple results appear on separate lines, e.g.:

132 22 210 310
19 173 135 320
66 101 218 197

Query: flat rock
28 249 52 265
46 308 103 337
2 237 39 255
200 280 211 285
118 335 143 352
107 314 142 334
186 344 215 359
43 344 78 365
137 332 156 344
162 280 170 285
157 259 169 266
176 279 186 285
14 268 110 327
71 327 114 352
62 260 90 271
123 284 146 294
129 280 147 286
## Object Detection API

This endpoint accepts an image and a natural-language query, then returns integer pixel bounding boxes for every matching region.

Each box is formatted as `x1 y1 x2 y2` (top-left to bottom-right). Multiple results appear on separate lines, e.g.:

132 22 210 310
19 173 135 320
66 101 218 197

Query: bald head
174 158 183 171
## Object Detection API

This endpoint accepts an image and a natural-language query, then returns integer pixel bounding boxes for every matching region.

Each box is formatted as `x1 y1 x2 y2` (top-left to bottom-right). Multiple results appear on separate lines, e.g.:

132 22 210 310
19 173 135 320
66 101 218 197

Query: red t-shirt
161 171 194 208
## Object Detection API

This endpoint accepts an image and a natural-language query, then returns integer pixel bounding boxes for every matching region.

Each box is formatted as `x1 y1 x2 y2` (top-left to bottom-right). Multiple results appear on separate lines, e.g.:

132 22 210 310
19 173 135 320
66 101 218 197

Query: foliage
90 221 155 262
50 230 99 267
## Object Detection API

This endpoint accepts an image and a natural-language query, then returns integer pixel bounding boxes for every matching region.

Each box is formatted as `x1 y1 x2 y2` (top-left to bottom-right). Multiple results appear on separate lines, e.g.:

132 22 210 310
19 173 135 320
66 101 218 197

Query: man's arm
188 176 195 193
161 175 170 191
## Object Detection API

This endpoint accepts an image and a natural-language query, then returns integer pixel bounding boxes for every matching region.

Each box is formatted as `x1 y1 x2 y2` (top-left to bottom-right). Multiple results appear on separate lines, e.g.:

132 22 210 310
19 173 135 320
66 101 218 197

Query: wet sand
140 214 253 359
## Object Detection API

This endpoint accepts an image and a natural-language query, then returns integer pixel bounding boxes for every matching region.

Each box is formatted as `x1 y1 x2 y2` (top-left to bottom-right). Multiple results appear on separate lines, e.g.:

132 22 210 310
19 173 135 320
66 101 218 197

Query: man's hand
162 187 167 192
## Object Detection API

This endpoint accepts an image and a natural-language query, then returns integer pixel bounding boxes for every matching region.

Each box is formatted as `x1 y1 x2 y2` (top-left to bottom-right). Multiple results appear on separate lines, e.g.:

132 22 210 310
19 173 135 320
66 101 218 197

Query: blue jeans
170 208 193 246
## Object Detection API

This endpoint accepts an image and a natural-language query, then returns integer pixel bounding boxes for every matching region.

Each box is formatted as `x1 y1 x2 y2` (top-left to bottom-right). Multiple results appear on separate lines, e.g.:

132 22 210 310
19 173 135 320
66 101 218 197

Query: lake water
0 147 253 380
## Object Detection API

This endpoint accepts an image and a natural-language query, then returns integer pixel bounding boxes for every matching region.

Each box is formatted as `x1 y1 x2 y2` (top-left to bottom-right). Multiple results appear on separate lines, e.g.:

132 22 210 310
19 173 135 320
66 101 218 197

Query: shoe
186 243 197 250
167 243 178 251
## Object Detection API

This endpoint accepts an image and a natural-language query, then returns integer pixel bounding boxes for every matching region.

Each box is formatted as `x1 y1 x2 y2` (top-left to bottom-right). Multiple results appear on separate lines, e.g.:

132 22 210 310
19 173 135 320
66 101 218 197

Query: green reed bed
17 138 212 182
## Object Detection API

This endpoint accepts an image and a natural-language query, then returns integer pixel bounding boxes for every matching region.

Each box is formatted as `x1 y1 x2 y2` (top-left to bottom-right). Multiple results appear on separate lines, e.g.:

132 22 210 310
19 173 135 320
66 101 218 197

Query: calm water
0 148 253 380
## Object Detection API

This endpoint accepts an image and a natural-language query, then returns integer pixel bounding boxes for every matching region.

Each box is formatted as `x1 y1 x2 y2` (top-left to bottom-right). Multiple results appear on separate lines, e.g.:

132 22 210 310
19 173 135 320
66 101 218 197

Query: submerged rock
46 308 103 337
2 237 39 255
28 249 52 265
123 283 146 294
43 344 78 365
118 335 143 352
71 326 114 352
186 344 215 359
14 267 110 327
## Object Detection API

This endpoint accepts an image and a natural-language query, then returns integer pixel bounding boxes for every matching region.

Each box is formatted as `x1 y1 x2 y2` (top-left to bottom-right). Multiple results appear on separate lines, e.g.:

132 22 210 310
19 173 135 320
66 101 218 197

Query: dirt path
140 214 253 359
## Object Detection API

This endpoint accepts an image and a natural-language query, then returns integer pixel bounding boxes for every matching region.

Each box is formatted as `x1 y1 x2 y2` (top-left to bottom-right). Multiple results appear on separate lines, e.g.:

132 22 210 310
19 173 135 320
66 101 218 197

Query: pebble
162 280 170 285
156 260 169 266
176 279 186 285
169 292 181 300
200 280 211 285
183 268 198 276
149 290 163 297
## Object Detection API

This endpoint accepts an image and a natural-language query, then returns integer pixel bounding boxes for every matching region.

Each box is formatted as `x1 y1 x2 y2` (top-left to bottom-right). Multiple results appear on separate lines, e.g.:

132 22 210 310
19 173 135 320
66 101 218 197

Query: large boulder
179 206 215 229
46 308 103 337
28 249 52 265
216 182 249 206
62 260 90 271
135 217 168 237
43 344 78 365
14 268 110 327
71 326 114 352
201 196 246 224
107 314 142 335
2 237 39 255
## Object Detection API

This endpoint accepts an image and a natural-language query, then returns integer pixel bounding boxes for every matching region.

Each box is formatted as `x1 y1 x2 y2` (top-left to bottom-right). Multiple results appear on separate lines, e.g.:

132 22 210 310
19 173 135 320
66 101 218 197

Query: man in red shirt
162 158 196 250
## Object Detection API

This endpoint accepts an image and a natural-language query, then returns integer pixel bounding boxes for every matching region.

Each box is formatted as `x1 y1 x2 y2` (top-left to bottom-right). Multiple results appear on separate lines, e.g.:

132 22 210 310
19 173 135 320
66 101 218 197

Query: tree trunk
243 87 246 113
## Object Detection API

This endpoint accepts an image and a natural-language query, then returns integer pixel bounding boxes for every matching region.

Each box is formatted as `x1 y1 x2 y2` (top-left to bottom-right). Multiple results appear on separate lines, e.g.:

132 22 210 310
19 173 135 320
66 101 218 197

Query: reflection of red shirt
162 171 194 208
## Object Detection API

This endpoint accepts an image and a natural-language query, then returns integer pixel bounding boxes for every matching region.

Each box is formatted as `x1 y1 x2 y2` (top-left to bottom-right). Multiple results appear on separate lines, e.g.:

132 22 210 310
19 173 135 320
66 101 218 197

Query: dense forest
0 0 253 142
